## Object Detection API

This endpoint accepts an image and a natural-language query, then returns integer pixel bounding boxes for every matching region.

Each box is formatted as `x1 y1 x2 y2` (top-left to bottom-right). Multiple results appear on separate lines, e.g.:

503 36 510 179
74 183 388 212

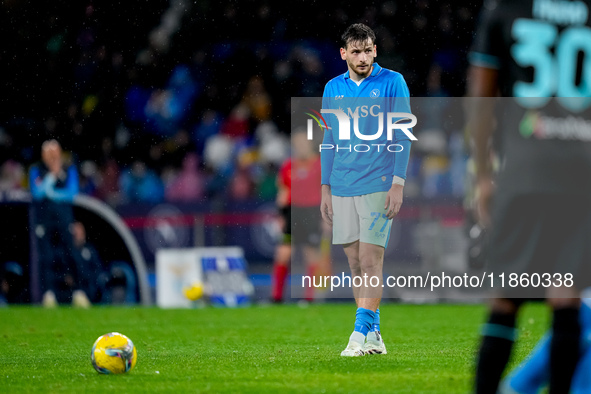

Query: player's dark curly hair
341 23 376 49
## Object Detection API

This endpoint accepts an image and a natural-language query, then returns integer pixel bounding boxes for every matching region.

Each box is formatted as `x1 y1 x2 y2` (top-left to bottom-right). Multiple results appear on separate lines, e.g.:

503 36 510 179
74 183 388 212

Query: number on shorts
369 212 389 232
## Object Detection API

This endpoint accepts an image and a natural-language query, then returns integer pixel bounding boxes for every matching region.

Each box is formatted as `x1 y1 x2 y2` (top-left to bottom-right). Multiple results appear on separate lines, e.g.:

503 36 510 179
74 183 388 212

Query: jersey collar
344 63 382 80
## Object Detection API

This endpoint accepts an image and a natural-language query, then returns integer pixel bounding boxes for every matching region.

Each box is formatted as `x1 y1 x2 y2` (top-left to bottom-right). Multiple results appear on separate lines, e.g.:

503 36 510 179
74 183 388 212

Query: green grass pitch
0 303 549 393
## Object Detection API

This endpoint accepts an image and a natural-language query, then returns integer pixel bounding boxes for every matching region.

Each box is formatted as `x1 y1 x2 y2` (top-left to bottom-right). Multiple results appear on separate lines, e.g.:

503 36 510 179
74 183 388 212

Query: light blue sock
369 308 380 332
572 344 591 394
581 299 591 347
504 301 591 393
565 300 591 394
354 307 376 336
504 334 550 393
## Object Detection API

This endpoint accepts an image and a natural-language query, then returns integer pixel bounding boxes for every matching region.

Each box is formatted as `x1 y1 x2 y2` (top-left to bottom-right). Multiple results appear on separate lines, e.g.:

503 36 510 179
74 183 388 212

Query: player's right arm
320 84 335 225
29 165 51 200
276 162 290 209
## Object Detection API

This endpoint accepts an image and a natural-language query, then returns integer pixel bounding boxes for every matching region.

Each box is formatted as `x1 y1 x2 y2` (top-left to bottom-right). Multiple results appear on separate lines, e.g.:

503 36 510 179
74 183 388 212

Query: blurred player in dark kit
467 0 591 392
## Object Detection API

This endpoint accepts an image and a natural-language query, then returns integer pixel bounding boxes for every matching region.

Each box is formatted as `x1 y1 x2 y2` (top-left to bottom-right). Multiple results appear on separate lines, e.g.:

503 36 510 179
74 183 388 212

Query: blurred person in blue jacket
119 160 164 204
29 140 90 308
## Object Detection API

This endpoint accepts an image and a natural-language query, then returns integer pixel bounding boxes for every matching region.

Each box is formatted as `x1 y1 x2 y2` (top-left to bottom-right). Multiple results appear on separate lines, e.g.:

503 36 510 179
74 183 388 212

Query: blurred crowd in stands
0 0 482 205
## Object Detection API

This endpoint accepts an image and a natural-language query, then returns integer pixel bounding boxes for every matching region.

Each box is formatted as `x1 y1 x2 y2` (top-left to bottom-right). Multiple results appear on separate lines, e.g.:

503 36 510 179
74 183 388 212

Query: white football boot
363 331 387 355
340 340 365 357
72 290 91 308
42 290 58 308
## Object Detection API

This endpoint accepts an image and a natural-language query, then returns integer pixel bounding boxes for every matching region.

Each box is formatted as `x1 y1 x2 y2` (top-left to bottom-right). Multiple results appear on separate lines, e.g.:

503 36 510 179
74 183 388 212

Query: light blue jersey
321 63 413 197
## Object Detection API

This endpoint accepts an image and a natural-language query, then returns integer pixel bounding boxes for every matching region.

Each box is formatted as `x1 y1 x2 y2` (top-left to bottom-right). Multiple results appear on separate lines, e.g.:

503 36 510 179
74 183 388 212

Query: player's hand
42 173 57 193
49 164 62 175
385 184 403 220
276 186 289 208
320 184 333 226
476 176 494 228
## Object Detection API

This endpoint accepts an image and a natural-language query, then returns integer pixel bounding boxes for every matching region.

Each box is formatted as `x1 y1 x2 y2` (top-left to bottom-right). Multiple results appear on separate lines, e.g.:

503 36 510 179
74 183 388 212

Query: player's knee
490 298 520 315
547 296 580 309
546 285 579 309
274 245 291 264
348 257 361 276
359 257 382 275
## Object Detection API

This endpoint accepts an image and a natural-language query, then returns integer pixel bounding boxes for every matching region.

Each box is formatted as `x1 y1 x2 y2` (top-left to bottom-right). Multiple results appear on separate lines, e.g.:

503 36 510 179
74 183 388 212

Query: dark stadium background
0 0 483 302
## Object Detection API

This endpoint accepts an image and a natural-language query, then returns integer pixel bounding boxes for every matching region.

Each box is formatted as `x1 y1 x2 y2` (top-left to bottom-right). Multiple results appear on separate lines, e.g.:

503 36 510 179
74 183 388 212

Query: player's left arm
465 3 502 227
466 65 499 227
385 76 412 219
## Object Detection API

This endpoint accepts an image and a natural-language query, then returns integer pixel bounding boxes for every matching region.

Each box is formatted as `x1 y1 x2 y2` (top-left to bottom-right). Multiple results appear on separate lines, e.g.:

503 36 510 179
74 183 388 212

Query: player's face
42 144 62 171
340 39 376 79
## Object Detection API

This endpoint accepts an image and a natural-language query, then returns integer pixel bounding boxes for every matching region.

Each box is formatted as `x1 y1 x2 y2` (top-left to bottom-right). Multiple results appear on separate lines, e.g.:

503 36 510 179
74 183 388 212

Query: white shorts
332 192 392 248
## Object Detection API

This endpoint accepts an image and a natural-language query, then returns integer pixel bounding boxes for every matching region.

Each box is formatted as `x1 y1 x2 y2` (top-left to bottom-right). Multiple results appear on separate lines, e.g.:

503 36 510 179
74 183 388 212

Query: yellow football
183 283 204 301
91 332 137 374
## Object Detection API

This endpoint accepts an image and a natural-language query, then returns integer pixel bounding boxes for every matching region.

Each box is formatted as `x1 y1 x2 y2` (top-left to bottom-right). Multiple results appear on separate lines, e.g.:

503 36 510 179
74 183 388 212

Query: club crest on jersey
370 89 380 98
